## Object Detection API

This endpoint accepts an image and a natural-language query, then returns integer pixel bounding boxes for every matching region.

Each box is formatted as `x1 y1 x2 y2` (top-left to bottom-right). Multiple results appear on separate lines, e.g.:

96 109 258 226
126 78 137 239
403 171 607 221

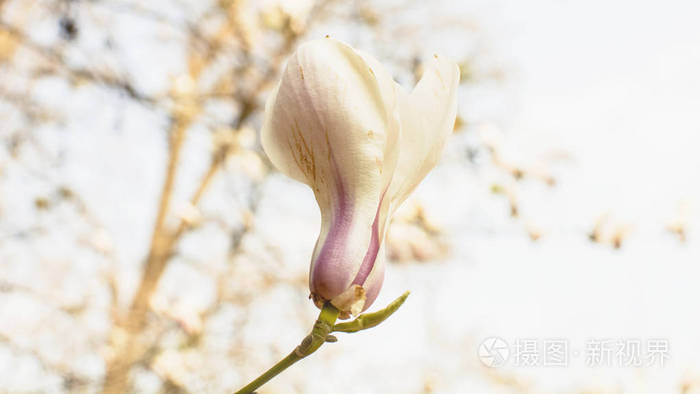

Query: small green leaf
332 291 409 333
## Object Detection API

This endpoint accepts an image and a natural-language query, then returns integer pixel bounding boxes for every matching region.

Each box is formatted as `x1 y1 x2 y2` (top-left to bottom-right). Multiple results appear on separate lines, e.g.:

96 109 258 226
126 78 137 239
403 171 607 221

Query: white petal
261 38 400 302
388 55 460 209
261 38 399 209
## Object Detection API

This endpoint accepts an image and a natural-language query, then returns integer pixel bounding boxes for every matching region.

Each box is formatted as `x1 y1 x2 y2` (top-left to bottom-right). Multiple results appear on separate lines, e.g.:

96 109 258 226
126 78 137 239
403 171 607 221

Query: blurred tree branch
101 1 335 392
0 20 155 104
0 0 533 392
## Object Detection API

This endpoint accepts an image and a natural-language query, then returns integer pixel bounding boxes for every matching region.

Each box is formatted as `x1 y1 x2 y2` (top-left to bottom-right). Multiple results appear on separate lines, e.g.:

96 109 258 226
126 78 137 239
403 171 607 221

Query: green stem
233 352 300 394
234 303 340 394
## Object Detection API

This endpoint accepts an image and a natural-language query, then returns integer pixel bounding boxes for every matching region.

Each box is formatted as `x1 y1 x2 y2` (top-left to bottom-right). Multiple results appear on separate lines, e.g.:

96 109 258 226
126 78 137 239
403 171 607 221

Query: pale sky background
317 0 700 392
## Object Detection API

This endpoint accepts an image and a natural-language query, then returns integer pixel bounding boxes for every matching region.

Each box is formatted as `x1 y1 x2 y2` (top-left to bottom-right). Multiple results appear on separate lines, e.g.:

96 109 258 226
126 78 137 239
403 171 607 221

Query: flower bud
262 38 459 317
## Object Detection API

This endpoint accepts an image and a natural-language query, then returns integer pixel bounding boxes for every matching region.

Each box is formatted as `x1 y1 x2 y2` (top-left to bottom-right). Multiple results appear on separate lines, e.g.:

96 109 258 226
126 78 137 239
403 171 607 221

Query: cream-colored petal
261 38 400 302
261 38 399 211
388 55 460 209
330 284 366 318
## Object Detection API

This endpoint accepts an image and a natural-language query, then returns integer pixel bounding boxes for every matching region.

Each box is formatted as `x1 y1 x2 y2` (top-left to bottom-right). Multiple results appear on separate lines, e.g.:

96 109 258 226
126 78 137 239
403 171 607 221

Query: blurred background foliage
1 0 699 393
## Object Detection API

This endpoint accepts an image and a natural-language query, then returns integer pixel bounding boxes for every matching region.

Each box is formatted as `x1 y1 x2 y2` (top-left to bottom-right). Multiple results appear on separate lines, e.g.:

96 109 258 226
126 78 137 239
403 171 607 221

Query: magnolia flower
261 38 459 317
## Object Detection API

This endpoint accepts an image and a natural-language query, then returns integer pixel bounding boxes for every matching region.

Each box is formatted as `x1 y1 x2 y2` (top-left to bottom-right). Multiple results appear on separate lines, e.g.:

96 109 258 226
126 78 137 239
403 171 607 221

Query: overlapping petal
262 38 459 316
261 38 400 313
387 55 460 210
